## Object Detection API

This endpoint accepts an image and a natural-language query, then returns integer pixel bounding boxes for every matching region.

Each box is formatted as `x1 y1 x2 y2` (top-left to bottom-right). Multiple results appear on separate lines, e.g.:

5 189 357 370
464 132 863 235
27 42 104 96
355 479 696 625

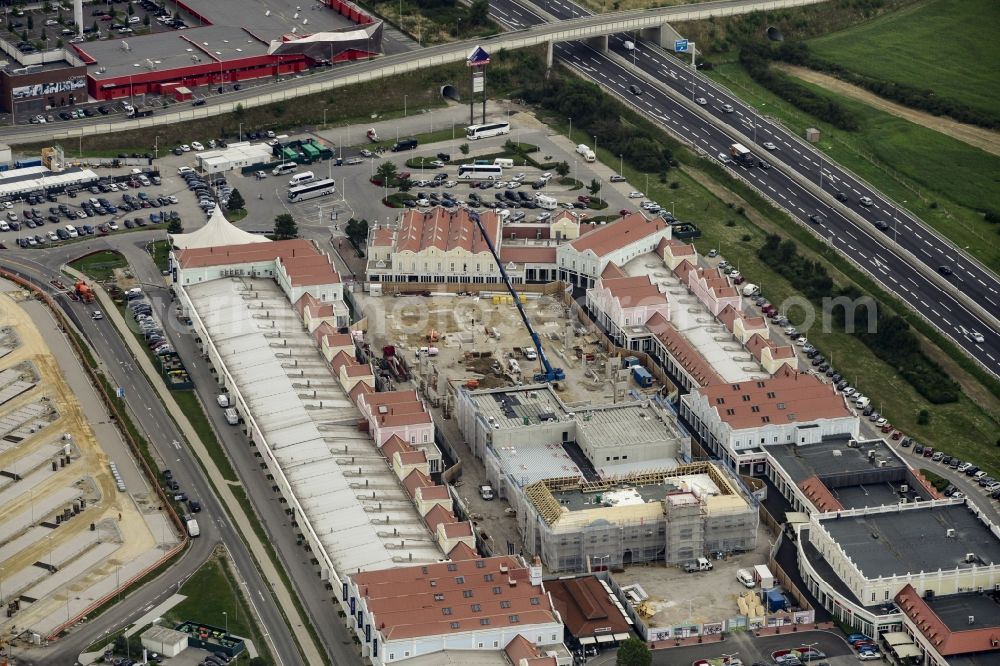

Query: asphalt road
0 246 308 666
488 0 1000 378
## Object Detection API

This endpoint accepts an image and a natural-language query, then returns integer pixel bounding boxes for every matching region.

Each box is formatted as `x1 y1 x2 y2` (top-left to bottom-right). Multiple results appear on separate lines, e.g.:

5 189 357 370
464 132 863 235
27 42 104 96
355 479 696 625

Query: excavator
467 210 564 383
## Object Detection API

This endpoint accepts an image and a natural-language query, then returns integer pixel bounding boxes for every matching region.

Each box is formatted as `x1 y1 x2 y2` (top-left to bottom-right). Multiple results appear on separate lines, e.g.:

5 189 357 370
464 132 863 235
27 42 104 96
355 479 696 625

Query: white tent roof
170 205 271 250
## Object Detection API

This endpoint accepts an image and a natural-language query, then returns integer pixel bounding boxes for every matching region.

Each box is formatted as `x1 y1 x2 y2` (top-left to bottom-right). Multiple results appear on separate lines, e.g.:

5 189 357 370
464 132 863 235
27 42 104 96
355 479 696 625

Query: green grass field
69 251 127 281
808 0 1000 119
707 62 1000 272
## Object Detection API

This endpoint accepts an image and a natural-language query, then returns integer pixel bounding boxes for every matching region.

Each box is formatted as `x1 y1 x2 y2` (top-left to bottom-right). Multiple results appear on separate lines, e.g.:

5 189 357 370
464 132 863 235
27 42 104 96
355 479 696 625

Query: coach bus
287 178 336 202
465 121 511 140
457 163 503 180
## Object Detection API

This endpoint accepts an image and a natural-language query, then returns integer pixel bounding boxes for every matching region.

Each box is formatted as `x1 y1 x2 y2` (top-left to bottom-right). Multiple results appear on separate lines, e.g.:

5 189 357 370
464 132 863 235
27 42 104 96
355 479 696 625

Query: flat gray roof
82 26 272 80
552 472 721 512
768 436 904 482
927 593 1000 632
823 504 1000 578
185 0 356 34
470 385 568 430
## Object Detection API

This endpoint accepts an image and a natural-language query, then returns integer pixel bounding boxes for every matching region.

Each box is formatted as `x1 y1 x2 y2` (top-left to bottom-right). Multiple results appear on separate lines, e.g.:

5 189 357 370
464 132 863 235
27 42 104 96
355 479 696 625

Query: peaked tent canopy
170 205 271 250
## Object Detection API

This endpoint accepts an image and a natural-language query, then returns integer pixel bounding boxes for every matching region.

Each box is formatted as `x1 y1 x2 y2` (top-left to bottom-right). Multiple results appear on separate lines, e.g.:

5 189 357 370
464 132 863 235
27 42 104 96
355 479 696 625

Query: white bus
457 163 503 180
287 178 336 202
466 122 511 140
289 171 314 187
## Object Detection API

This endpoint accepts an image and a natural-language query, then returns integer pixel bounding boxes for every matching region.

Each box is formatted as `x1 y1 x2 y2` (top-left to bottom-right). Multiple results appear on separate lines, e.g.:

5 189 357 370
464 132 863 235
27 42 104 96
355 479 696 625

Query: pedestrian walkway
67 268 324 666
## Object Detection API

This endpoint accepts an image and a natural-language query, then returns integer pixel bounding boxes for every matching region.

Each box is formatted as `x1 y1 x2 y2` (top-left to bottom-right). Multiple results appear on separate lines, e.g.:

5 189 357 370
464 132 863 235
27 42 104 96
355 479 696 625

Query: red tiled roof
546 576 630 639
423 503 458 531
699 367 852 430
402 469 433 499
798 476 844 512
896 585 1000 656
443 521 474 538
396 208 501 254
745 334 795 363
352 556 557 641
569 212 669 257
664 238 695 255
505 634 541 664
349 381 373 405
646 312 724 387
717 305 766 334
418 484 449 501
601 262 627 279
600 275 664 306
330 350 354 374
371 227 393 247
499 246 558 265
295 292 334 318
447 541 480 561
381 435 413 462
176 239 315 269
346 364 373 377
397 450 428 466
276 253 341 286
673 258 696 283
360 390 432 427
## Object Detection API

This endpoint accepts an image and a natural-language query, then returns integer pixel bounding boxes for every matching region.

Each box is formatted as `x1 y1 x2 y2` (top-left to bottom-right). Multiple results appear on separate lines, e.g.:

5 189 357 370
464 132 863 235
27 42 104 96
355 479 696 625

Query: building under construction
515 463 758 573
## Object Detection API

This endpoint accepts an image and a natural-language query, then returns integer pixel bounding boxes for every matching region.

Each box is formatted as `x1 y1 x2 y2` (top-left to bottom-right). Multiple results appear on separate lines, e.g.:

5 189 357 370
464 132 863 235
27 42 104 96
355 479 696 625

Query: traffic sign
116 387 125 398
674 39 689 53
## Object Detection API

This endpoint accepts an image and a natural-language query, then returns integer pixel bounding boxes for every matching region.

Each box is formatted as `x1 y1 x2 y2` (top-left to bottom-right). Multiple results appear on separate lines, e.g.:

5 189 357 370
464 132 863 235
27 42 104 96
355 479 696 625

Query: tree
21 30 28 43
397 178 413 193
375 160 398 185
274 213 298 240
467 0 490 27
92 20 98 33
56 37 62 48
616 637 651 666
143 14 150 27
226 188 245 211
554 161 570 177
917 409 930 426
127 3 134 16
167 219 184 234
248 658 271 666
27 15 33 30
40 28 46 41
345 218 369 248
459 143 469 155
588 178 602 197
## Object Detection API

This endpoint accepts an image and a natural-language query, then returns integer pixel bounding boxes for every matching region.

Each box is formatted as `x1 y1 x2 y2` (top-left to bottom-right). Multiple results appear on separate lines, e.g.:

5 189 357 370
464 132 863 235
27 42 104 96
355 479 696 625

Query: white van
534 194 557 210
493 158 514 168
224 407 239 425
272 162 297 176
65 224 79 238
855 396 871 409
288 171 315 187
736 569 756 588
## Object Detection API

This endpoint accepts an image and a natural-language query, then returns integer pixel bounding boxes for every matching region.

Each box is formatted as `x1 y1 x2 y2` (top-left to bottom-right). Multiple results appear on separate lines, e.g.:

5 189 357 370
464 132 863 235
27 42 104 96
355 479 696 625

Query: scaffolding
518 462 759 573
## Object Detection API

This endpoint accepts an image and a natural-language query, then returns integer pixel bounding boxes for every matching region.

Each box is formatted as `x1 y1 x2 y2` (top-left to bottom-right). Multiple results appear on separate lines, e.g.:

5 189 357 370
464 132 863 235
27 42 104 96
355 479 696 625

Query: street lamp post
800 641 818 665
721 652 740 666
403 94 407 118
223 610 228 638
619 154 623 176
568 116 572 143
323 107 327 128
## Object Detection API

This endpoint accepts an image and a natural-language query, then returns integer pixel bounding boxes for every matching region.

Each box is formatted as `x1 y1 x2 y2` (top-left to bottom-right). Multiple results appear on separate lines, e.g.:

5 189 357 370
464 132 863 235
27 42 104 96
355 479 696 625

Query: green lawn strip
163 552 274 664
150 239 171 273
172 390 240 483
225 209 249 223
807 0 1000 121
706 62 1000 271
68 250 128 282
919 468 950 492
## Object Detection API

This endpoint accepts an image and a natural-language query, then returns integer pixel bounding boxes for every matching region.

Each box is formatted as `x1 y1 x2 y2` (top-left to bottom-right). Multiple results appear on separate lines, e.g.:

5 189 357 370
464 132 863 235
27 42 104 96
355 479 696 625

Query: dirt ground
777 64 1000 157
0 287 158 637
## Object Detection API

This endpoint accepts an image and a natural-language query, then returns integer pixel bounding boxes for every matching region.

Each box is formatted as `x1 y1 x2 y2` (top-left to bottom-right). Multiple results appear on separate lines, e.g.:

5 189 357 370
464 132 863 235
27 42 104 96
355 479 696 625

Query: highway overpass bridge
3 0 825 144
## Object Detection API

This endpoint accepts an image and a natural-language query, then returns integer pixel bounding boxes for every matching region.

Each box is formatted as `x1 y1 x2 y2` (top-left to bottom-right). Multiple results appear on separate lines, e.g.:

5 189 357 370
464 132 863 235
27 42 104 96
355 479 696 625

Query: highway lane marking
845 229 858 240
989 353 997 362
979 279 987 287
920 248 931 257
941 302 952 312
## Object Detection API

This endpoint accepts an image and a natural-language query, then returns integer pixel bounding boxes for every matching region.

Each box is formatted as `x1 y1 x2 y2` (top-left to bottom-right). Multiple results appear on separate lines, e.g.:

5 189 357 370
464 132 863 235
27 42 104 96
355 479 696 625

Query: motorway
488 0 1000 377
0 243 311 666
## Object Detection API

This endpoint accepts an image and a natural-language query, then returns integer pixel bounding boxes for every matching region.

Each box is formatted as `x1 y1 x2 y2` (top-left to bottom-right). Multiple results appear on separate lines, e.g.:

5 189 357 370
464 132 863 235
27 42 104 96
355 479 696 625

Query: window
430 580 437 587
726 408 735 416
509 615 520 624
442 607 453 616
484 574 494 582
434 593 444 601
493 586 502 594
501 600 511 608
463 590 473 598
480 618 491 626
471 604 482 612
751 406 760 413
476 560 486 569
715 397 725 405
530 597 541 605
767 391 776 399
742 395 751 402
447 564 457 572
455 576 465 584
450 622 460 629
761 416 771 423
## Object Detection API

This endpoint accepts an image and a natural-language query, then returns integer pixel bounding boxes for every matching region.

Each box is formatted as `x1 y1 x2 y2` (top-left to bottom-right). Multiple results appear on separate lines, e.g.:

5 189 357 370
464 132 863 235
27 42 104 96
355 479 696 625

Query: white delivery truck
534 194 557 210
575 143 596 162
753 564 774 589
224 407 239 425
493 158 514 168
216 394 230 408
186 518 201 537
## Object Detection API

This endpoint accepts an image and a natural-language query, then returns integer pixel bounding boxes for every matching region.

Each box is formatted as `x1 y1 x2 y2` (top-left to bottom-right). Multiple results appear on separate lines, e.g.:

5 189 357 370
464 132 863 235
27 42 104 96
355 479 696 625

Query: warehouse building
195 142 274 174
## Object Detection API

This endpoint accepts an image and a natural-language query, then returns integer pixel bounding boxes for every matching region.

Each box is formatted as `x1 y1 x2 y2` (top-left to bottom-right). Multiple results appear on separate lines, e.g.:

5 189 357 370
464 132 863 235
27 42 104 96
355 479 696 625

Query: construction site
512 462 759 574
0 280 177 648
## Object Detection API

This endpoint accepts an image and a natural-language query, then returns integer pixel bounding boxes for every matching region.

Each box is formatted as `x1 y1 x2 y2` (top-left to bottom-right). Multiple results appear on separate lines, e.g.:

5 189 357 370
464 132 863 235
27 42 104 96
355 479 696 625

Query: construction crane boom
467 210 565 383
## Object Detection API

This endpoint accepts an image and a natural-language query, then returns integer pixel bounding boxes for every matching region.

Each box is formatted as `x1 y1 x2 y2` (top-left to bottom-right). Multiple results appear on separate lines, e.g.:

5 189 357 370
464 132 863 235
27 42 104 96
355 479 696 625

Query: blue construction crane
468 210 565 383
